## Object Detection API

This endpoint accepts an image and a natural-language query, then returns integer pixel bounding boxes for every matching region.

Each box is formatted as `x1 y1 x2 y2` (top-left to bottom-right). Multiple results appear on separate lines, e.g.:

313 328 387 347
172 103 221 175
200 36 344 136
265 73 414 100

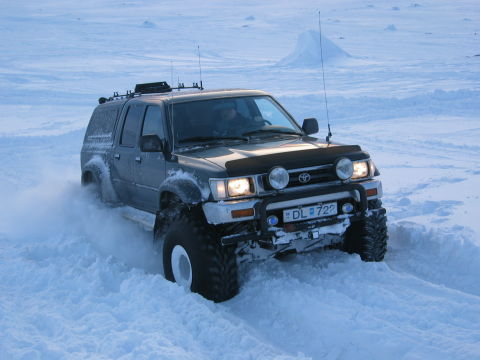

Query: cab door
111 102 146 207
134 105 167 212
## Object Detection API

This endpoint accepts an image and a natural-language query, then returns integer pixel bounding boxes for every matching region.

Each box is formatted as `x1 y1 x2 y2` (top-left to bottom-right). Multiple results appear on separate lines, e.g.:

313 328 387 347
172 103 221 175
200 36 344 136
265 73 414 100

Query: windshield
170 96 302 145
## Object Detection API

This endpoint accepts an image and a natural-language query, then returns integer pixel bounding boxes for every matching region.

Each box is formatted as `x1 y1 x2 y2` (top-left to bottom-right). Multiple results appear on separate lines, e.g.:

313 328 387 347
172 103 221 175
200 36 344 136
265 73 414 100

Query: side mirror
140 134 164 152
302 118 319 135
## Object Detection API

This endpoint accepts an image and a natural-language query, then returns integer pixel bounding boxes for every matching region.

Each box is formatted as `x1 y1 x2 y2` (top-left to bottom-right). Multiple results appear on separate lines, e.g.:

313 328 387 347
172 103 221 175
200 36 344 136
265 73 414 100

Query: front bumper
203 179 382 225
203 180 382 247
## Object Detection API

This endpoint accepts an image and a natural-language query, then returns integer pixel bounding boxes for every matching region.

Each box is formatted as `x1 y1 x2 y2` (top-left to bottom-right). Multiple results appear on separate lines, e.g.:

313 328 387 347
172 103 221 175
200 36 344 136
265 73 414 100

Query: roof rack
98 81 203 104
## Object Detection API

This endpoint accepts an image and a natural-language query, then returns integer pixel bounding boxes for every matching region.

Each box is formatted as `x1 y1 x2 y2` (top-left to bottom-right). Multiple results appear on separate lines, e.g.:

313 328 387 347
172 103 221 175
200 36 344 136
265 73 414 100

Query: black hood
179 137 369 177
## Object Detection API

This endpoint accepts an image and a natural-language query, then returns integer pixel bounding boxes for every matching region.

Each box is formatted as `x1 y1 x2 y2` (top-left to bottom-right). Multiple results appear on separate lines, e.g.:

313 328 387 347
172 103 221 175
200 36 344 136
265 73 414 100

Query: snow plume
0 178 297 360
84 155 119 203
0 179 160 273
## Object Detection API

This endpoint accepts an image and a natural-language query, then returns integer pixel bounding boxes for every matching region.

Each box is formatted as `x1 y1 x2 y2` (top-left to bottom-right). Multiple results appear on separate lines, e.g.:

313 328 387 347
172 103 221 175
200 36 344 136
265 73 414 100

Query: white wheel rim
171 245 192 289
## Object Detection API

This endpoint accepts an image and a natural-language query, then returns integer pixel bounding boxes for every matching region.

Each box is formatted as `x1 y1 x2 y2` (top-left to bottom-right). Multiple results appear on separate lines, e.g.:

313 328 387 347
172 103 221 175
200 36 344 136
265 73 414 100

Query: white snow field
1 0 479 359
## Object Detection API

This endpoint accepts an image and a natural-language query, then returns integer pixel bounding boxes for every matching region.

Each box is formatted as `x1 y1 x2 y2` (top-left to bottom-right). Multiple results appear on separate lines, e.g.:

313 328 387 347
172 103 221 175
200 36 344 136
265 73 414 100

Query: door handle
114 154 120 160
135 156 141 163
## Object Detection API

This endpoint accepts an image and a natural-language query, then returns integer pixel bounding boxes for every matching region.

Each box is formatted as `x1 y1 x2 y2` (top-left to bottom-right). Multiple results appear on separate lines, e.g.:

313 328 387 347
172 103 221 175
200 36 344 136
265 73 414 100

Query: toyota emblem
298 172 311 184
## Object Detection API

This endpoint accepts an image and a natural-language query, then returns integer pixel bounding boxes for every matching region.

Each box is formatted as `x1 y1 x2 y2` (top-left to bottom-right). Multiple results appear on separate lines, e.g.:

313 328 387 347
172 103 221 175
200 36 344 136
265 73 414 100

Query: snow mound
277 30 351 67
141 20 156 28
385 24 397 31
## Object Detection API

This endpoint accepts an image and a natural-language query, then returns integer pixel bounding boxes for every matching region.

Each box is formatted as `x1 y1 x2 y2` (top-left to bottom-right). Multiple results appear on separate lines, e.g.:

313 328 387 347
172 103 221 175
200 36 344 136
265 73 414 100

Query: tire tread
343 200 388 262
160 210 238 302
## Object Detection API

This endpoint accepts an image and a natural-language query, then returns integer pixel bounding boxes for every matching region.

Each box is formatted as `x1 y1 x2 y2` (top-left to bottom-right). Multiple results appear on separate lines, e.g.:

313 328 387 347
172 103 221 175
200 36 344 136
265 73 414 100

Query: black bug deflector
225 145 367 177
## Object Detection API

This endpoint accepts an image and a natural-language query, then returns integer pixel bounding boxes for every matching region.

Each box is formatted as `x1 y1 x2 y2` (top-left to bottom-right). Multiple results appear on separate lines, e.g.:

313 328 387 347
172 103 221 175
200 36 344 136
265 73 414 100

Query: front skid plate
236 233 344 263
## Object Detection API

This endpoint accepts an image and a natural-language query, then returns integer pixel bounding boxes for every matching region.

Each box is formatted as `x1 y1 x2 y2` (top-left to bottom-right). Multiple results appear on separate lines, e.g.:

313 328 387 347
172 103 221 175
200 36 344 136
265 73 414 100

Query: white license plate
283 202 337 223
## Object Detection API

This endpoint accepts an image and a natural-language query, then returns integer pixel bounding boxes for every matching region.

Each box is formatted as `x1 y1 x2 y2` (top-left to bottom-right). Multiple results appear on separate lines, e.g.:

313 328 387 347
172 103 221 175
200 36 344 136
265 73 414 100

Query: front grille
263 165 337 190
289 166 336 186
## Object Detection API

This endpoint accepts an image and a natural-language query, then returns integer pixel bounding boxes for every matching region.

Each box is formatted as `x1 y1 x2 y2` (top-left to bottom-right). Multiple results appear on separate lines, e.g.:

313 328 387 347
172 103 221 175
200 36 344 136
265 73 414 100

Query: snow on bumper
270 217 351 246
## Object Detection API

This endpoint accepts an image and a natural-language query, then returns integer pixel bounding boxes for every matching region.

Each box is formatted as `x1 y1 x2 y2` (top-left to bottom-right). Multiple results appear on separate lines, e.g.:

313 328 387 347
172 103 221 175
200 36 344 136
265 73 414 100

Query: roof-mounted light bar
135 81 172 94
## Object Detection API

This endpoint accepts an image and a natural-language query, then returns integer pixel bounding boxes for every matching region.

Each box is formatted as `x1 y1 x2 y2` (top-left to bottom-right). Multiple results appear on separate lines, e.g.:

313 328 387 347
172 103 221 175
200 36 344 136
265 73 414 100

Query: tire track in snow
226 240 480 360
387 222 480 297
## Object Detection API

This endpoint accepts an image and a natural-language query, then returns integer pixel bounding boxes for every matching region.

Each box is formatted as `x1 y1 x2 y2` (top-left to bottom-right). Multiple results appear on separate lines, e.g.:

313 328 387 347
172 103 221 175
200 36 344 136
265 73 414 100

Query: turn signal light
366 188 378 197
231 208 254 218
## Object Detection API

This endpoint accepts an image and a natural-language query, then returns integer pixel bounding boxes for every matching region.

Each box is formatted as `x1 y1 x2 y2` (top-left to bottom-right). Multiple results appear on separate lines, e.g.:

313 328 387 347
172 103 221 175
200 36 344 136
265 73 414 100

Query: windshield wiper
178 135 248 144
242 128 302 137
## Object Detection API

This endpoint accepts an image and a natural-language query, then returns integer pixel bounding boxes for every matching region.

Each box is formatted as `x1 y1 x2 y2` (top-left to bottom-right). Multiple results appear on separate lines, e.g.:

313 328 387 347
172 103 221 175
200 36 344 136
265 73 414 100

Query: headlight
335 158 353 180
268 167 290 189
227 177 253 197
210 177 255 199
352 161 369 179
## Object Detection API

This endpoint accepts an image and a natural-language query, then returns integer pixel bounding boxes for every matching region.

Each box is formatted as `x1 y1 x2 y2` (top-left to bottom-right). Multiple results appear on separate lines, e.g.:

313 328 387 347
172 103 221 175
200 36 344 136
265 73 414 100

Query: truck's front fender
158 177 208 206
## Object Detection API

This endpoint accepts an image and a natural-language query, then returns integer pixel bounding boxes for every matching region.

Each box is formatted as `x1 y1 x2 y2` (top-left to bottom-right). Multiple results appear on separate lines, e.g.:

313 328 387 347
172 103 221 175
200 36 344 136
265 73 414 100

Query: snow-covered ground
1 0 479 359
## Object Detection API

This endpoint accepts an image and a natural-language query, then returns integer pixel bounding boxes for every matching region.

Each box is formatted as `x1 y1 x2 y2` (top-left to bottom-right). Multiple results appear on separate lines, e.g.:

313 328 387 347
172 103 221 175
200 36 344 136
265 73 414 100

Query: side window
254 98 293 128
85 107 118 144
142 106 164 139
120 104 144 147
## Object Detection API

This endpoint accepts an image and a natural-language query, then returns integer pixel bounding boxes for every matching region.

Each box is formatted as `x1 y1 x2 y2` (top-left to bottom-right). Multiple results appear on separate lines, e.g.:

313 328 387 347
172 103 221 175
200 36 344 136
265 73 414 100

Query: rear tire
160 210 239 302
82 171 104 201
343 201 388 262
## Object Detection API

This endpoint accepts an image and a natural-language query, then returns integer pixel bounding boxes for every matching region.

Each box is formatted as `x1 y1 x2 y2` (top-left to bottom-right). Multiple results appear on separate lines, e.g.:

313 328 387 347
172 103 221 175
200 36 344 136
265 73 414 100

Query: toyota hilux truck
81 81 388 302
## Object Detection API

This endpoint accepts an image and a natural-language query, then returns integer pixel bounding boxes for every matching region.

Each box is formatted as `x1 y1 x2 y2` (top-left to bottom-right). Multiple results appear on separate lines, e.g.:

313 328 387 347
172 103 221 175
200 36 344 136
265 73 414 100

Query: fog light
267 215 279 226
342 203 354 213
268 167 289 190
335 158 353 180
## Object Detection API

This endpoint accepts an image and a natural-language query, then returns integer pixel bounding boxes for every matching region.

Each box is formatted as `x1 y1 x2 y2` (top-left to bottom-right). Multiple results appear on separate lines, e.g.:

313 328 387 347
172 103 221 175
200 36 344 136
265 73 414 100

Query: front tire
343 201 388 262
160 211 239 302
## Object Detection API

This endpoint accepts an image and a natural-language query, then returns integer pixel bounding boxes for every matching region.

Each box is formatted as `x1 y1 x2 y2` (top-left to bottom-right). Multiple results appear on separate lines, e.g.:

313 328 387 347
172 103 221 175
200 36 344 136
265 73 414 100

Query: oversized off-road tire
159 211 238 302
343 201 388 262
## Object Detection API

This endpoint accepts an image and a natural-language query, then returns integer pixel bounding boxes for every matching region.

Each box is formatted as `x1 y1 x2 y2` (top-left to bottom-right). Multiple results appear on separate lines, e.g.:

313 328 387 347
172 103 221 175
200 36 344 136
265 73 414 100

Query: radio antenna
170 60 175 152
318 11 332 144
197 45 204 90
